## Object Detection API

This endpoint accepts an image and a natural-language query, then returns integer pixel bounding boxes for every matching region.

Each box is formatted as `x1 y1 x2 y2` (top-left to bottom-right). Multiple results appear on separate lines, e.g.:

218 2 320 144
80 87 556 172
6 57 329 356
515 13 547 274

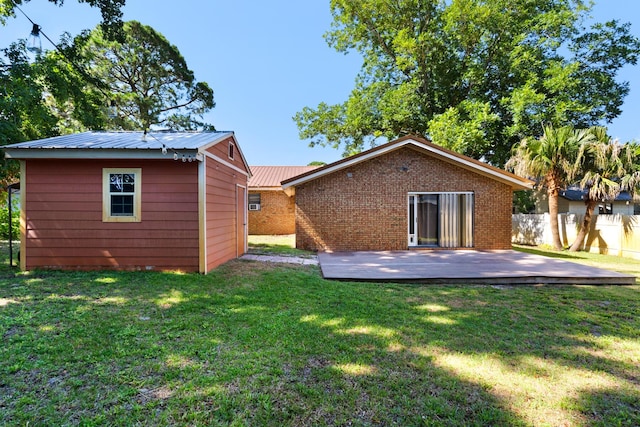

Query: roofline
248 186 283 191
3 131 252 177
281 135 534 191
3 148 201 160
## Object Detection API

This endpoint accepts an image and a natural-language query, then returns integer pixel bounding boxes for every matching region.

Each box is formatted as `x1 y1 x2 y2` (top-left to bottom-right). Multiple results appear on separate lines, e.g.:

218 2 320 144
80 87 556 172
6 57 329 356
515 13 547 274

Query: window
103 168 141 222
408 192 474 248
228 141 235 160
598 203 613 215
248 193 261 211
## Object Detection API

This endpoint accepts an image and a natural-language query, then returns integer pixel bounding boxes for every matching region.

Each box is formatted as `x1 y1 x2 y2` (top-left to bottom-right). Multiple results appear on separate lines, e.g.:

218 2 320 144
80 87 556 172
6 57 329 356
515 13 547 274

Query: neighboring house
536 186 637 215
4 131 250 273
248 165 319 235
282 135 533 252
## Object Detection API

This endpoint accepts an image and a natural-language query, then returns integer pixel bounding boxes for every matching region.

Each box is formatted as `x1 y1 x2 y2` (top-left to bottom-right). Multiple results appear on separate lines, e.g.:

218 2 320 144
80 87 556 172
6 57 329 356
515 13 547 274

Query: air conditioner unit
248 204 260 211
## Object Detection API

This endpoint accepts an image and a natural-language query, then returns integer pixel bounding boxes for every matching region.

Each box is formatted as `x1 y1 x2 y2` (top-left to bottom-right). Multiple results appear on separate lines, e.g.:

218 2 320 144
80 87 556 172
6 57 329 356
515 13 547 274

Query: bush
0 191 20 240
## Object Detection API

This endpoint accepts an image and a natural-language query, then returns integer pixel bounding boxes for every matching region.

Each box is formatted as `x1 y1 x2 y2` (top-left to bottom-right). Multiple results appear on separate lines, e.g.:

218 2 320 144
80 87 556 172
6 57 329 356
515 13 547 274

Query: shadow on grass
513 244 584 260
1 251 638 425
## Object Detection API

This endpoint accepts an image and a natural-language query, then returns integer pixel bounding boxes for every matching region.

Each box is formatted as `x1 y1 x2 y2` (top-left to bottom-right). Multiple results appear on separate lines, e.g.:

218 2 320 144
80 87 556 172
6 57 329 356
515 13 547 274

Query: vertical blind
438 193 474 248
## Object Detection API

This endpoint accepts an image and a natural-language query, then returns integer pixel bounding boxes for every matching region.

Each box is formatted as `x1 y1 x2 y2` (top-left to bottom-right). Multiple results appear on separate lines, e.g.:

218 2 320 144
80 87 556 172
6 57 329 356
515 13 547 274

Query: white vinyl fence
512 213 640 260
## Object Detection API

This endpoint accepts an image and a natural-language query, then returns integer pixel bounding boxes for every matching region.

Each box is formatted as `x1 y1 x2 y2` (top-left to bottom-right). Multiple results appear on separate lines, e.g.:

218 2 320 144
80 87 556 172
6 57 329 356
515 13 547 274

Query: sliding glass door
408 192 474 248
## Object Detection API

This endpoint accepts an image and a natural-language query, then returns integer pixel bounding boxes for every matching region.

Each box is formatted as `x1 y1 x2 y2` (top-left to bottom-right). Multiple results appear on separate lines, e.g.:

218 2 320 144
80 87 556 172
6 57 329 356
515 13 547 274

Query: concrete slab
318 250 636 285
240 254 319 265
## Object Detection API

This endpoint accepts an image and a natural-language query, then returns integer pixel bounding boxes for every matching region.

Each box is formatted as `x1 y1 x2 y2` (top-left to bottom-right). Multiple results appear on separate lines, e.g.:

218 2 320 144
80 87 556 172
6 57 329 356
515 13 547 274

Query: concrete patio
318 250 636 285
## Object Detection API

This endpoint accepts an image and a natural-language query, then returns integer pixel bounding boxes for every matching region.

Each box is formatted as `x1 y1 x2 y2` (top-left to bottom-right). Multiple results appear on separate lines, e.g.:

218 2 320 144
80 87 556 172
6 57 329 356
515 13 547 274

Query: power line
10 1 113 100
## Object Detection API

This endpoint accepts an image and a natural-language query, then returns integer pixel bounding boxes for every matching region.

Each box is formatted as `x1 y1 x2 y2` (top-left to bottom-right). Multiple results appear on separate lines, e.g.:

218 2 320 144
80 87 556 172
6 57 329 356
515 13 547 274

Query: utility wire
11 1 113 100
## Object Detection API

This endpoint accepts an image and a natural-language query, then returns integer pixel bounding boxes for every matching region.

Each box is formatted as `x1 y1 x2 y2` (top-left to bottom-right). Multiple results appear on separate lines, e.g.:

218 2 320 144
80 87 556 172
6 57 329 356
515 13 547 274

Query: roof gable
282 135 533 192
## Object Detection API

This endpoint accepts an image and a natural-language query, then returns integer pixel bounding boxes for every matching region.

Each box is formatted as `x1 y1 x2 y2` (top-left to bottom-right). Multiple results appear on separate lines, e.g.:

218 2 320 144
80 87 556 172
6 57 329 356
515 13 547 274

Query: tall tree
65 21 215 132
295 0 640 164
0 42 58 186
568 128 640 251
506 125 593 250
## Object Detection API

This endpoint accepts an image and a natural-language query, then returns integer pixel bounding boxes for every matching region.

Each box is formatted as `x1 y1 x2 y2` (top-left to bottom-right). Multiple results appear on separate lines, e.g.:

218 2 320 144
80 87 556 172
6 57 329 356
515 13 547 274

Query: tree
0 42 59 186
506 125 593 250
568 128 640 251
55 21 215 132
1 0 126 41
295 0 640 165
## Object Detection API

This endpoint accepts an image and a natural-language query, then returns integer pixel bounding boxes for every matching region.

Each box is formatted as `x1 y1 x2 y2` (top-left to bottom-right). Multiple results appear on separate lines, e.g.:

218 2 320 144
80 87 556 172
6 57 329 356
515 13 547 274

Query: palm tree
506 125 594 250
568 127 640 251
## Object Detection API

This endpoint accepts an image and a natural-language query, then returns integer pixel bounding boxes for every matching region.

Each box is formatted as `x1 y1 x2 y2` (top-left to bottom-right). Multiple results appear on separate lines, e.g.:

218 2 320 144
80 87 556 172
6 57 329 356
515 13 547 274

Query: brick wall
248 190 296 235
295 146 514 251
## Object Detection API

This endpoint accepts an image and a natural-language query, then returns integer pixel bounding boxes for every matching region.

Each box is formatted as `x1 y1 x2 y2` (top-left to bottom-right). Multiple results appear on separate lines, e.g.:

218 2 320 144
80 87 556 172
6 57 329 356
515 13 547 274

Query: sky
2 0 640 166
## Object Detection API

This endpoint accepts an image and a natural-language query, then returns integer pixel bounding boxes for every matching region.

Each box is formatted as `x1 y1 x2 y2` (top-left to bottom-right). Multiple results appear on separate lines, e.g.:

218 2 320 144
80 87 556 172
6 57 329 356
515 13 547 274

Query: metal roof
561 186 633 202
248 165 320 188
3 131 234 151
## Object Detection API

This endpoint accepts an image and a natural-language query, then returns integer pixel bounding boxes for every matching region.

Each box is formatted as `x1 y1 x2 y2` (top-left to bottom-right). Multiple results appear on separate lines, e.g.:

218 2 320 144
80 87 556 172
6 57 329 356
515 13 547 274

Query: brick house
248 166 318 235
282 135 533 252
4 131 250 272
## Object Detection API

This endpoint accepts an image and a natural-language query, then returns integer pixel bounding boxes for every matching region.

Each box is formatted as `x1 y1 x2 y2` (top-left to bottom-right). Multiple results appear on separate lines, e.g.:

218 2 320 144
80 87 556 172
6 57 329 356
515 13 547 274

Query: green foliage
0 42 59 185
295 0 640 165
68 21 216 132
506 124 595 249
569 127 640 251
512 190 536 214
0 191 20 240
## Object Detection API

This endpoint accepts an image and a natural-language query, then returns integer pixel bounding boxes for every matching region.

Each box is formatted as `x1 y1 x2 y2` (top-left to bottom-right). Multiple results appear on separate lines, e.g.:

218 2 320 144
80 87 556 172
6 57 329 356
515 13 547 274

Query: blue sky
2 0 639 166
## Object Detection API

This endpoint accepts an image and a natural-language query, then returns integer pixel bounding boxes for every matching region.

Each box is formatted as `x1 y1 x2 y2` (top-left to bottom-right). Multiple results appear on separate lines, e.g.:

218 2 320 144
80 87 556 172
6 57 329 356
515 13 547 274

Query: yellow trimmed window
103 168 142 222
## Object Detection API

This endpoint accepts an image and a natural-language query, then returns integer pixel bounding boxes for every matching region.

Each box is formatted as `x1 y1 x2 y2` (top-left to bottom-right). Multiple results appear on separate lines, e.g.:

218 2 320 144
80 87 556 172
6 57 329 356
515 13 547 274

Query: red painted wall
23 158 200 271
204 139 249 271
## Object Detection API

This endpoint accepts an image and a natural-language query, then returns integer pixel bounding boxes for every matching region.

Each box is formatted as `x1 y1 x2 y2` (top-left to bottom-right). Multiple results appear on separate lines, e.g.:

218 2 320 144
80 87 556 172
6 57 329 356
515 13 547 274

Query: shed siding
22 159 200 271
204 145 249 272
248 190 296 235
295 147 513 251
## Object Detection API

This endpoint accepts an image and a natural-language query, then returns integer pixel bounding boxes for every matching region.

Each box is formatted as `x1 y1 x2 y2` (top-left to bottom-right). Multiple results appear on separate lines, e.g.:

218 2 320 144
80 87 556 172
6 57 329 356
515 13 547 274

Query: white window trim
102 168 142 222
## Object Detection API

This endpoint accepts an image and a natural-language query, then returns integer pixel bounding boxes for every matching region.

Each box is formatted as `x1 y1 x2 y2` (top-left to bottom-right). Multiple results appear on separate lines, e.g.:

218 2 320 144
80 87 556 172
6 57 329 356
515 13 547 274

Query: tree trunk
547 187 564 250
569 199 598 252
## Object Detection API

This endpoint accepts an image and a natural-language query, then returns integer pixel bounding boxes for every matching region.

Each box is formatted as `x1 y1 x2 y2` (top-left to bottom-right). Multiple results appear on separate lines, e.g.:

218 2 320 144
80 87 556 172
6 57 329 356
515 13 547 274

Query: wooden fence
512 213 640 260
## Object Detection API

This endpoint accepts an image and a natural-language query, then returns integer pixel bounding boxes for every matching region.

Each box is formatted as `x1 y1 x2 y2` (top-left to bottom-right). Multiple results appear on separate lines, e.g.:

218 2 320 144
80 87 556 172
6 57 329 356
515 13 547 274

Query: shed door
236 186 247 256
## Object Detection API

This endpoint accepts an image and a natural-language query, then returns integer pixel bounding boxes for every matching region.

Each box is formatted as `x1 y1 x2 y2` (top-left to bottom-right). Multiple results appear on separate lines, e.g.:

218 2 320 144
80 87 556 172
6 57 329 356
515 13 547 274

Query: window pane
111 195 134 216
249 193 261 204
122 173 135 192
110 174 123 192
417 194 438 245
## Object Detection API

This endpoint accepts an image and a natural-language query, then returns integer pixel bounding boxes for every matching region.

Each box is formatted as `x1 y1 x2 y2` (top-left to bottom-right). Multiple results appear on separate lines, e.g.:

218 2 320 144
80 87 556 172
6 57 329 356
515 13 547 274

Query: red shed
4 131 250 273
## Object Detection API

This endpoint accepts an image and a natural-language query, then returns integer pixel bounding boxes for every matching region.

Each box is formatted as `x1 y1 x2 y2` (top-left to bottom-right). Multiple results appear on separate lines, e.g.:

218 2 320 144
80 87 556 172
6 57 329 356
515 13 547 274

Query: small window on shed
228 141 235 160
248 193 261 211
103 168 141 222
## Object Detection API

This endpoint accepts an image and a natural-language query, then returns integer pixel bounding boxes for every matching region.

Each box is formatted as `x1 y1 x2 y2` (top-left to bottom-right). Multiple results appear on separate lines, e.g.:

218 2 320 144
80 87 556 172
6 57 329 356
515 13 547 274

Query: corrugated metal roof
4 131 233 150
248 165 320 188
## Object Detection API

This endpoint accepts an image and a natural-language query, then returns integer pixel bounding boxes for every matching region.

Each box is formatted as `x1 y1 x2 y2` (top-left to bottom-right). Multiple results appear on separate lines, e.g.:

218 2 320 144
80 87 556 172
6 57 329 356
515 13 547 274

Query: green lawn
0 241 638 426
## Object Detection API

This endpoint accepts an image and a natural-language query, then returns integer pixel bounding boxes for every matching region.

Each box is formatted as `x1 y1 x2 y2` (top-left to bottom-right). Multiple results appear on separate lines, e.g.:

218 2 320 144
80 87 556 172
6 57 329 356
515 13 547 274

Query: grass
0 240 639 426
513 244 640 282
248 234 314 257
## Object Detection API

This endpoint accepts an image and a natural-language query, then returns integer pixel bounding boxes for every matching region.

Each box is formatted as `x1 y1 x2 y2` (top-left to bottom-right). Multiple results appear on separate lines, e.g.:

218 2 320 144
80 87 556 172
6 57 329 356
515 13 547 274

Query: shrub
0 191 20 240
